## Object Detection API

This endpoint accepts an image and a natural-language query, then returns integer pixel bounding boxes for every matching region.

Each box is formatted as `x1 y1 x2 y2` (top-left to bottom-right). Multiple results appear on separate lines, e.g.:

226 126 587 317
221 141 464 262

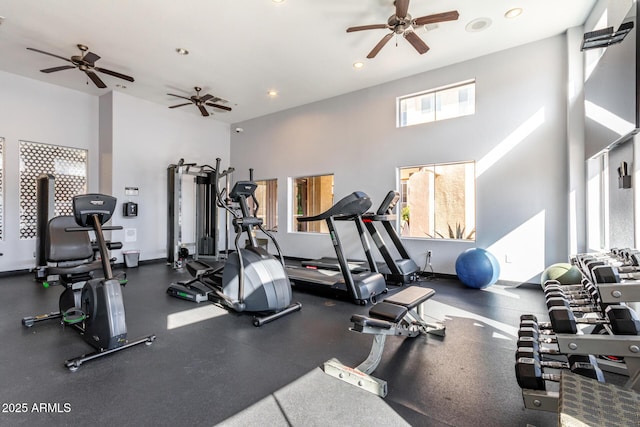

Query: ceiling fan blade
404 31 430 55
199 94 214 103
206 103 232 112
26 47 72 63
367 32 394 58
83 51 101 64
95 67 135 82
85 70 107 88
414 10 460 26
198 105 210 117
40 65 76 73
395 0 410 19
167 93 193 102
169 103 192 109
346 24 388 33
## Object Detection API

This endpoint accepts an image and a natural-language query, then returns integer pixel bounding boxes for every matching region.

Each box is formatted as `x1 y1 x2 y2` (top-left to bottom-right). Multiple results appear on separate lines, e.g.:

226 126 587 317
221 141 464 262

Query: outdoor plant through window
291 174 334 233
399 161 475 240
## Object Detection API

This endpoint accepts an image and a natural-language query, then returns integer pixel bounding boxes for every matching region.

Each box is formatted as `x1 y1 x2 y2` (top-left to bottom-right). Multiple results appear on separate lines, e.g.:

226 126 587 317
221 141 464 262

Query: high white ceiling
0 0 596 124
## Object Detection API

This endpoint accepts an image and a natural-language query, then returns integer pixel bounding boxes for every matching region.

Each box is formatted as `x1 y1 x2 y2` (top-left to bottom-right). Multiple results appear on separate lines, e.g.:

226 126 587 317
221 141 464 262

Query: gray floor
0 262 559 426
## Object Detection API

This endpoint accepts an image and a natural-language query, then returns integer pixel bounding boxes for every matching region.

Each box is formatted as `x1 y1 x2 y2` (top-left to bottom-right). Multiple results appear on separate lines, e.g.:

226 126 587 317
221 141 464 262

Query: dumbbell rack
575 249 640 377
520 249 640 413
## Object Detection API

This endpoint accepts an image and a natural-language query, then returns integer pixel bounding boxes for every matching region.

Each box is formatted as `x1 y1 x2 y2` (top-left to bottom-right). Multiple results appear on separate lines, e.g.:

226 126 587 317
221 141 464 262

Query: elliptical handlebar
214 158 240 219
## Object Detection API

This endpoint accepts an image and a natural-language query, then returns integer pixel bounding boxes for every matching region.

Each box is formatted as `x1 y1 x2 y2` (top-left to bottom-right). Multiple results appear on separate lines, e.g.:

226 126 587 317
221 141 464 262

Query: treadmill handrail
298 191 372 222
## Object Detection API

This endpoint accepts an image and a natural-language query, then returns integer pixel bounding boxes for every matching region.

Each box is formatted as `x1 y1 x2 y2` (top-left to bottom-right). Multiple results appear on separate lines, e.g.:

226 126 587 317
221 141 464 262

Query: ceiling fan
167 87 232 117
347 0 459 58
26 44 134 89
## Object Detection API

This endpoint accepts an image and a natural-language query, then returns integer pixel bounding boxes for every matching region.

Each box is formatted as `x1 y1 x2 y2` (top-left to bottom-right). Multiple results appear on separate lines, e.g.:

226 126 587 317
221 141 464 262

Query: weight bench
324 286 445 397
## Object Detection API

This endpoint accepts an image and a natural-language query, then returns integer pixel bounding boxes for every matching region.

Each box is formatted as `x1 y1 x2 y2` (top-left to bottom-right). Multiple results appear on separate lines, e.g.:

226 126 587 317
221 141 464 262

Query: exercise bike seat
45 216 102 277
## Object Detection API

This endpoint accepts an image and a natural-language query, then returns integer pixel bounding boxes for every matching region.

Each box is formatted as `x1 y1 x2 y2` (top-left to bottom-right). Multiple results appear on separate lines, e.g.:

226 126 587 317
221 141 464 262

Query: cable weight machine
167 159 234 269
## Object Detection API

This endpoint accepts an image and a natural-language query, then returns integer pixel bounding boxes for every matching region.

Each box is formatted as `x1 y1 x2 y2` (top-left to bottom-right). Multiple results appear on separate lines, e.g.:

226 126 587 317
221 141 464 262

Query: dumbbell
543 276 591 288
515 357 604 390
546 298 601 316
592 264 640 283
515 342 561 360
542 280 586 293
520 314 554 333
518 322 556 340
516 338 600 363
544 282 598 299
549 304 640 334
519 326 555 341
517 335 558 349
546 292 598 309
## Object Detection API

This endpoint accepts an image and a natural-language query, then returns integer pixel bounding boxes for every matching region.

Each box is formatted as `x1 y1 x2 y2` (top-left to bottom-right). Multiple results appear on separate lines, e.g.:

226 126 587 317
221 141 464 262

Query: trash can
123 250 140 268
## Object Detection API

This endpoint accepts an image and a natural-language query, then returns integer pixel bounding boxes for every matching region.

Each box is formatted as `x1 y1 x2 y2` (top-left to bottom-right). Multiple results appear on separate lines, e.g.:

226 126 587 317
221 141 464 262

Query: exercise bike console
73 193 117 226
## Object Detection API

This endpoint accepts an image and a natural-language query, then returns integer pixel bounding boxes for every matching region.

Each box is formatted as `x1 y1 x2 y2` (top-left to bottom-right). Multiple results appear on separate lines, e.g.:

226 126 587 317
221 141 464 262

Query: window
253 179 278 231
19 141 88 239
399 161 475 240
398 80 475 127
291 174 334 233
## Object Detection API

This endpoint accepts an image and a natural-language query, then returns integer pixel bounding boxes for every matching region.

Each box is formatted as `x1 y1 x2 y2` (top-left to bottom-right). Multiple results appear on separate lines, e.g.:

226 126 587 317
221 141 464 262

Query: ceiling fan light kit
346 0 459 59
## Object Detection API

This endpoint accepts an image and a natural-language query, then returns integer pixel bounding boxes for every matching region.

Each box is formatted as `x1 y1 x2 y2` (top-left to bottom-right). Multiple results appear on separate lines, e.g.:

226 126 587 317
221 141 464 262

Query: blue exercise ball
455 248 500 289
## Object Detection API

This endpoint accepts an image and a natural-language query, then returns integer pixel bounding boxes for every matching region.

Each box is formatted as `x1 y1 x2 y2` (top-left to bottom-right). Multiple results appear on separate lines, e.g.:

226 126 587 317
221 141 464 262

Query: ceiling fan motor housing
389 13 413 34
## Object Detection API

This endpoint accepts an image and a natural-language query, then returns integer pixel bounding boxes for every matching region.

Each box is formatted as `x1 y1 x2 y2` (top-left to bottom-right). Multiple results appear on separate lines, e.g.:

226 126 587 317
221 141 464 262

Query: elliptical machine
167 158 302 326
22 194 156 371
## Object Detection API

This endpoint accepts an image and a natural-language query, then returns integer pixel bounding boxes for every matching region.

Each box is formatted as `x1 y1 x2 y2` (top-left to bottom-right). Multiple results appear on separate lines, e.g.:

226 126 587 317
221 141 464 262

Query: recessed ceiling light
353 62 364 69
175 48 189 55
465 17 492 33
268 90 278 97
504 8 523 19
272 0 284 3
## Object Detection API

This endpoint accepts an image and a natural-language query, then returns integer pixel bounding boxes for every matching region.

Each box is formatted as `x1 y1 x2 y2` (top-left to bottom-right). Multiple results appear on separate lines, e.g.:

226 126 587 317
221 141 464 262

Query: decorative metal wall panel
19 141 87 239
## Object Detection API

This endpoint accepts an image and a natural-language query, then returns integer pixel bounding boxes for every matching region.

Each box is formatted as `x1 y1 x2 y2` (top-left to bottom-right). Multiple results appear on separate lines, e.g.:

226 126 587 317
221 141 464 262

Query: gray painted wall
231 35 570 284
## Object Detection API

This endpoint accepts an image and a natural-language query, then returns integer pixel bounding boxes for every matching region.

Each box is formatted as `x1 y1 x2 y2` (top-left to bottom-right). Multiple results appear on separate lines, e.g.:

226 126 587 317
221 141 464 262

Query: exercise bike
22 193 156 371
167 158 302 326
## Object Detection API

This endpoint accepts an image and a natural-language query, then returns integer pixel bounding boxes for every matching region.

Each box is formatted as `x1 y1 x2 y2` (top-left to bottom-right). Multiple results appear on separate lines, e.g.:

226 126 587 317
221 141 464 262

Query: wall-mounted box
619 175 632 189
123 202 138 217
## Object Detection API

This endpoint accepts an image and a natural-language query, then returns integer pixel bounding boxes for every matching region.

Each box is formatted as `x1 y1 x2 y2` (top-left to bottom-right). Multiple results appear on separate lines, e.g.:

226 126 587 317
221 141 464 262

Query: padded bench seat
384 286 435 309
351 286 435 331
368 302 409 322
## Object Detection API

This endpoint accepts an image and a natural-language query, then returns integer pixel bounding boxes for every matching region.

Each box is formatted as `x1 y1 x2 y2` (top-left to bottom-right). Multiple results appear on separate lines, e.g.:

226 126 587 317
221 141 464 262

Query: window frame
397 79 476 128
253 178 278 232
397 160 476 241
289 173 334 234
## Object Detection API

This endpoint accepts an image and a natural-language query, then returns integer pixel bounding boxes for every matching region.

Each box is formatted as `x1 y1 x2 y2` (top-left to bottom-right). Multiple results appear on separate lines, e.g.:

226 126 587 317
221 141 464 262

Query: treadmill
302 191 420 284
286 191 387 305
361 191 420 284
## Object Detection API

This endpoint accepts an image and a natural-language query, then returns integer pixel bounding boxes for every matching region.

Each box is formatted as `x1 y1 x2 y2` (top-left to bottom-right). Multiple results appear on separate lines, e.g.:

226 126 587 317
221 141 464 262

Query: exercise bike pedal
62 308 86 324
